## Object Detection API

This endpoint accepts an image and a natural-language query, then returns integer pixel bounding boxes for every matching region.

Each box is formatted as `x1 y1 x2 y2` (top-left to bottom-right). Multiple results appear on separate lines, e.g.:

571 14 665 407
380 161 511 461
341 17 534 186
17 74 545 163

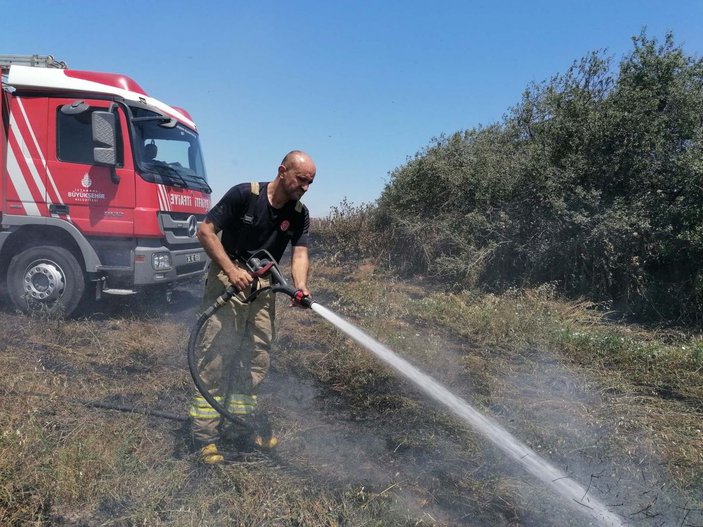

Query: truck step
101 288 138 296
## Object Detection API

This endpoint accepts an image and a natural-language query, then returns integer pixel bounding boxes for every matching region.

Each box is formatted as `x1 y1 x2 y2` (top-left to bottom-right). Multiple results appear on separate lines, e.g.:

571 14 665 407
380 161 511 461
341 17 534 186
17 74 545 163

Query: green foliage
355 31 703 322
313 198 380 263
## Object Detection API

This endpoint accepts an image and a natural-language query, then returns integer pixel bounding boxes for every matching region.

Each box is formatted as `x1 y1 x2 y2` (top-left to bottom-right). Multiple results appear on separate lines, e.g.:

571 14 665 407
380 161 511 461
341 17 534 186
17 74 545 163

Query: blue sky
5 0 703 217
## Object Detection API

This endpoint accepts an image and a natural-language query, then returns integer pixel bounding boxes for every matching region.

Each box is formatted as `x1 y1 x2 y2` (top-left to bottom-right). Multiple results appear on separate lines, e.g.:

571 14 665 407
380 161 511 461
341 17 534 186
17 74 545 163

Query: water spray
311 303 624 526
189 251 623 526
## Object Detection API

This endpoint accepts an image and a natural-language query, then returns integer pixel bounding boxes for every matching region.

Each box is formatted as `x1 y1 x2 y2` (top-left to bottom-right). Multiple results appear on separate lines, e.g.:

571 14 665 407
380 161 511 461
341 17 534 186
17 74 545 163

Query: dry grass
296 258 703 523
0 292 436 526
0 259 701 526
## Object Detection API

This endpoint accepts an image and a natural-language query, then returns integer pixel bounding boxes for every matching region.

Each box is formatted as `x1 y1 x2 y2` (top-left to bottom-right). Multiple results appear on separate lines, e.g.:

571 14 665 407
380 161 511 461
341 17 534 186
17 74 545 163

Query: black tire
7 245 86 317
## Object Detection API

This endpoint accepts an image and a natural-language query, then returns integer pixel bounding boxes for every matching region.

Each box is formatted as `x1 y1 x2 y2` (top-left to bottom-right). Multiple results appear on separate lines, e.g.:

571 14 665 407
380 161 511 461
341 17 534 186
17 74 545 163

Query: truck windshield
131 107 211 194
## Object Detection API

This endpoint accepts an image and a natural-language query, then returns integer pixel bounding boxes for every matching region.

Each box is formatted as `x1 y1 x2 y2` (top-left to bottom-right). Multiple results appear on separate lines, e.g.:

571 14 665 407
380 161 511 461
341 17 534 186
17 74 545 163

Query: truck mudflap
132 245 208 286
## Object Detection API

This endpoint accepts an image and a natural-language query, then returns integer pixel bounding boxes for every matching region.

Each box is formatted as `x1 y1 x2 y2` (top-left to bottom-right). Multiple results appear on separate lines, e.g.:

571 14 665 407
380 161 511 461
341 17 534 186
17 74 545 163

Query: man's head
277 150 316 202
144 142 157 161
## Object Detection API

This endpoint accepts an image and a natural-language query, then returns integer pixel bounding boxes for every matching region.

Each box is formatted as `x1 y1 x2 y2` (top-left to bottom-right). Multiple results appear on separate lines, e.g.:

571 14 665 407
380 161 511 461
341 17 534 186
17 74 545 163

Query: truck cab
0 55 210 316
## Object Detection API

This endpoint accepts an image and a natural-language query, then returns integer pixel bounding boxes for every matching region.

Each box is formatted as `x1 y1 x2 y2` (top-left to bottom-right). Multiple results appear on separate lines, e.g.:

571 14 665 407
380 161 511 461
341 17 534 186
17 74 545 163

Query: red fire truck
0 55 211 316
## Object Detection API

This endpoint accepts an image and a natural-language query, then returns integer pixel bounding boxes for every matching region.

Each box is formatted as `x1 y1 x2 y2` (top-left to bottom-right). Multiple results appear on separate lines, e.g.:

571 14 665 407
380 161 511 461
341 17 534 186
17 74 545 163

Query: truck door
45 98 136 237
4 96 51 217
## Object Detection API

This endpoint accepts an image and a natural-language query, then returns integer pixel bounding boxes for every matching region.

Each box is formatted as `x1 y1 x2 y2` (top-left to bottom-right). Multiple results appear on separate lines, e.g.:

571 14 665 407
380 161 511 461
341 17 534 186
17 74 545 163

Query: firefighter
191 150 315 464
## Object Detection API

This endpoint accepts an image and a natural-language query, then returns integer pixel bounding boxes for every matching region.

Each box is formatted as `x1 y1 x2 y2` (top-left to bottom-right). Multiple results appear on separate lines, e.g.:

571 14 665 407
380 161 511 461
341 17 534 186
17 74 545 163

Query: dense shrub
328 32 703 323
312 199 380 263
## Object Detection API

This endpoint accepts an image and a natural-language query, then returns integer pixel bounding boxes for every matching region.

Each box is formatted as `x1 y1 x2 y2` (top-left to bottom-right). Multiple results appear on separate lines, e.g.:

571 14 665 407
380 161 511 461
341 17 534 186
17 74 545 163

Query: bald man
190 150 316 463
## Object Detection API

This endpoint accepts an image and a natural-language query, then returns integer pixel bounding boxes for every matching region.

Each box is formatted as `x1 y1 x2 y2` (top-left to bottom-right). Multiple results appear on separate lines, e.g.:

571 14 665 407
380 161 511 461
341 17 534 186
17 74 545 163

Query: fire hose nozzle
292 289 313 308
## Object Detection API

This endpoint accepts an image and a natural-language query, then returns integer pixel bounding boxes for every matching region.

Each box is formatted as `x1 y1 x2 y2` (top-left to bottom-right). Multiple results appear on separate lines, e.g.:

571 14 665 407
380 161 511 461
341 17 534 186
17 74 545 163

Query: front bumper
133 245 208 286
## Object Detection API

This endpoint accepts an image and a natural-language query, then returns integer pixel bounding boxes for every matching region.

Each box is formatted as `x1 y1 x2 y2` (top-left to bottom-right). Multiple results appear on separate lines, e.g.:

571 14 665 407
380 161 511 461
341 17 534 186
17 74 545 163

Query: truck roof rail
0 54 68 72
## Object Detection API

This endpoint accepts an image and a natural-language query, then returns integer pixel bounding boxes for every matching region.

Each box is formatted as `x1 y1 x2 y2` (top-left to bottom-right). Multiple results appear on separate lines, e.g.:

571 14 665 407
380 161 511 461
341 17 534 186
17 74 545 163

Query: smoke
262 370 394 487
88 284 201 320
502 353 693 526
261 368 525 524
214 284 698 525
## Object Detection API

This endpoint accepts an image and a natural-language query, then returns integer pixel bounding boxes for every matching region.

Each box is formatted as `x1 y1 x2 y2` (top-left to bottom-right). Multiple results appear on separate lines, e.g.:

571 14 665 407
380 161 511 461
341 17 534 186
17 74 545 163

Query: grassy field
0 256 701 526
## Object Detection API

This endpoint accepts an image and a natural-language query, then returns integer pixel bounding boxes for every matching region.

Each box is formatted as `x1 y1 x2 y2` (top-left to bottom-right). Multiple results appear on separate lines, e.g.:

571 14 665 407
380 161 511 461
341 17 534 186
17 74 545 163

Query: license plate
185 253 202 263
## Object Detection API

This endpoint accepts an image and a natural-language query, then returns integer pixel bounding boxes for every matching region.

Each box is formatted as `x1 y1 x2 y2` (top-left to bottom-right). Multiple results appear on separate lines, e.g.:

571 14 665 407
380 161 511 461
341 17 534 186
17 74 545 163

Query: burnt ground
0 273 701 526
269 306 700 527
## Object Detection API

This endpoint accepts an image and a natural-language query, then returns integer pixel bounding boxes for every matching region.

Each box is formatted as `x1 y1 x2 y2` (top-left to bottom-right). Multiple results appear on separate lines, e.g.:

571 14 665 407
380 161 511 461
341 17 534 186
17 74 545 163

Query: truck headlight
151 253 172 270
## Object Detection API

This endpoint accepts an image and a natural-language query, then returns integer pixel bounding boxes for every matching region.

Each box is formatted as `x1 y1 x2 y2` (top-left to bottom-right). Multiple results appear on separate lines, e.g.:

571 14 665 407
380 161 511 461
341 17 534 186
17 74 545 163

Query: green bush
312 198 380 263
329 31 703 322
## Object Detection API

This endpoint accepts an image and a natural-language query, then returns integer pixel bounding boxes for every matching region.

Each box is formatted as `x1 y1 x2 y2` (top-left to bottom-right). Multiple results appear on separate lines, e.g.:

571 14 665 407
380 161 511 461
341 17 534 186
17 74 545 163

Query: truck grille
158 212 206 247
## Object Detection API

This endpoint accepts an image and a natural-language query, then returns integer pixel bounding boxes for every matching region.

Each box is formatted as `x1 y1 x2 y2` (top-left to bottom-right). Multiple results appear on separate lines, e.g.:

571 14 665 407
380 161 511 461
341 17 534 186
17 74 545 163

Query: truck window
57 108 122 165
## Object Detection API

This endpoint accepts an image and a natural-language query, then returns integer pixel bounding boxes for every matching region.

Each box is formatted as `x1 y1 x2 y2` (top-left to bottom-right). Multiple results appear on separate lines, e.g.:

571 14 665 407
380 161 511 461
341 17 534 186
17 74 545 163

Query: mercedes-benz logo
186 215 198 238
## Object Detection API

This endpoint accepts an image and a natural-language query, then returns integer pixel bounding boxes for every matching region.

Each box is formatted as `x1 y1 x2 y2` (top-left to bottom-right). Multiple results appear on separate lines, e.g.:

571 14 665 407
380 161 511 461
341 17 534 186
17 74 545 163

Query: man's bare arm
197 218 252 290
290 245 310 296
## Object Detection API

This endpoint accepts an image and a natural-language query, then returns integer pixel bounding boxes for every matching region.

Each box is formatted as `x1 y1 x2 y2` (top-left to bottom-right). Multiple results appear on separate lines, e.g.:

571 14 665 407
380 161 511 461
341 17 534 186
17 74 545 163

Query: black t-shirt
207 182 309 263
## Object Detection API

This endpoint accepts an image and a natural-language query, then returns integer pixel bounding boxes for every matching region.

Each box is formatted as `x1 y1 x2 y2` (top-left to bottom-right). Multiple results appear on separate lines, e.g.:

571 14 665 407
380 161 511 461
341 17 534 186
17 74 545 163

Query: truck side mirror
92 111 117 166
92 111 120 183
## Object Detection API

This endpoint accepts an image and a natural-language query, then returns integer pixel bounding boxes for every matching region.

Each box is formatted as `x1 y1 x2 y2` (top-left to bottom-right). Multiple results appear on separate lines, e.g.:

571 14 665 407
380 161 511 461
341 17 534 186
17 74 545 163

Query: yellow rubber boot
200 443 224 464
254 434 278 450
252 414 278 450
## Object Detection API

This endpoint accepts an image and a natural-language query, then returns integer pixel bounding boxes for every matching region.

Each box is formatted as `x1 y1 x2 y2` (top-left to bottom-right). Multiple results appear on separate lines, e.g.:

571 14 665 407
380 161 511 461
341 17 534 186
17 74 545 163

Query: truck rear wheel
7 245 86 317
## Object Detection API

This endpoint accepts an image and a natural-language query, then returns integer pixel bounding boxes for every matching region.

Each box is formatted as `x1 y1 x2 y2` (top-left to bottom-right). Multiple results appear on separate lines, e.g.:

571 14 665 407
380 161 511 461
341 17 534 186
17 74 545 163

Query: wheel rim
23 260 66 302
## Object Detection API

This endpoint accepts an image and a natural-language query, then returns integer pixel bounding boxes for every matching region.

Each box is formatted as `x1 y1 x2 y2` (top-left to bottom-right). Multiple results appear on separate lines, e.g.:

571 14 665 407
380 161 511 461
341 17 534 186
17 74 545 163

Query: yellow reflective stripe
189 395 224 418
226 403 255 415
189 394 258 417
226 394 257 415
192 395 223 405
227 394 256 404
189 407 221 418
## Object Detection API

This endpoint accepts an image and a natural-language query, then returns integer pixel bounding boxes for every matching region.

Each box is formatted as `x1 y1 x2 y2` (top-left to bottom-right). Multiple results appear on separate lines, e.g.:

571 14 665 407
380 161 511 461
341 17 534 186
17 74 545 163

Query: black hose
2 390 187 422
187 254 313 433
82 399 187 422
187 285 257 434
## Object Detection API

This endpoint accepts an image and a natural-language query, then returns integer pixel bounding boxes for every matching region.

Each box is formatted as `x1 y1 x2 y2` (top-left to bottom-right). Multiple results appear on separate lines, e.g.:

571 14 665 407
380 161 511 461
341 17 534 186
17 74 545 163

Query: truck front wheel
7 246 86 317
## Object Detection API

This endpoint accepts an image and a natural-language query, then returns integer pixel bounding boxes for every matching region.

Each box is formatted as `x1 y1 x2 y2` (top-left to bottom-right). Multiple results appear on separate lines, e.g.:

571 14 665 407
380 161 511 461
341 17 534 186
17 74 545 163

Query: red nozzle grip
253 261 274 278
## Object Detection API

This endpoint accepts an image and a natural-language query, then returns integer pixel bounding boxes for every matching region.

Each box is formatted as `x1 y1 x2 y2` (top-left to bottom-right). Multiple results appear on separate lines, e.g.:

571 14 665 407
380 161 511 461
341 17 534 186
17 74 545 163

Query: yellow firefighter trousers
190 262 275 444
